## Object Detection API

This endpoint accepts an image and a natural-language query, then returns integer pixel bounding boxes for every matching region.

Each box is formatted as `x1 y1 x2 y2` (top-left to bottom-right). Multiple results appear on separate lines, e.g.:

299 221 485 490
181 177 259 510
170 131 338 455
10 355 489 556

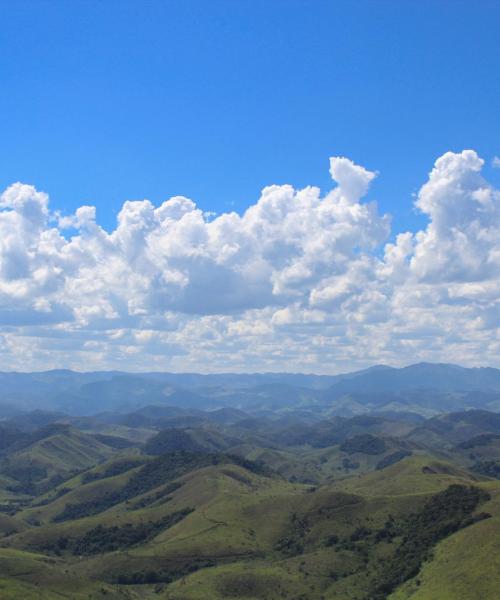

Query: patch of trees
115 571 173 585
446 410 500 432
373 516 398 543
0 424 68 458
0 425 25 454
53 451 268 522
471 460 500 479
216 572 281 597
53 450 265 522
81 458 144 484
224 454 271 476
220 468 253 486
274 512 308 557
122 451 218 498
33 485 72 508
2 458 84 496
376 450 412 470
73 508 193 554
3 463 49 494
93 434 137 449
53 490 124 522
458 434 500 449
144 429 209 455
274 535 304 556
341 458 360 471
36 473 75 496
321 486 491 599
324 526 375 554
53 452 207 521
127 481 182 510
349 526 372 542
368 484 491 599
8 424 72 454
5 463 47 486
127 451 268 497
340 434 387 455
324 534 339 547
0 502 22 515
112 559 216 585
41 508 193 555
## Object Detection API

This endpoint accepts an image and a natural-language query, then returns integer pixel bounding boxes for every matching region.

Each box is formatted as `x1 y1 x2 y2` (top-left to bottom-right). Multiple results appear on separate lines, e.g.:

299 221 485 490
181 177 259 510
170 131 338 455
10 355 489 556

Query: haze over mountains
2 362 500 418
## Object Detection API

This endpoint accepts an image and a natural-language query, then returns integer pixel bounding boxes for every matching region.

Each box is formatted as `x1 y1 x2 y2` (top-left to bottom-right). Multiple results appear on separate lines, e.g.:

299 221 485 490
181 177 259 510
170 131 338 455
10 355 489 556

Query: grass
161 561 314 600
2 434 500 599
389 483 500 600
0 548 131 599
333 453 478 497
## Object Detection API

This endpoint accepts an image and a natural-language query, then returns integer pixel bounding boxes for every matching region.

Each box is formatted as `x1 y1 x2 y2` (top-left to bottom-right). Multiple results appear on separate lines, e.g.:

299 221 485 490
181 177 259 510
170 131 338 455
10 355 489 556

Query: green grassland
0 548 134 599
1 410 500 598
0 427 116 499
389 484 500 600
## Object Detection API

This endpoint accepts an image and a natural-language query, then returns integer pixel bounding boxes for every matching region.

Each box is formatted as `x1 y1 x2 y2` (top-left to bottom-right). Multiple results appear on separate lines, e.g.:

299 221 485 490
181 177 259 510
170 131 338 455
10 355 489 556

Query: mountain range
2 362 500 418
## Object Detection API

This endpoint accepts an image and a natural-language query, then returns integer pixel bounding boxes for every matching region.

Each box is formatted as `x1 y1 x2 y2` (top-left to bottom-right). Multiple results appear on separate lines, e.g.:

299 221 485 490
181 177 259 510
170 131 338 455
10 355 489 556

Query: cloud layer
1 149 499 372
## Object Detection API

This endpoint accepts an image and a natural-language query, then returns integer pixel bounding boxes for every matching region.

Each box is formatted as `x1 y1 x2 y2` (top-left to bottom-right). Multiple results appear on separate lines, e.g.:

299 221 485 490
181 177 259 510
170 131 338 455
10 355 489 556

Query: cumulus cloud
1 150 499 372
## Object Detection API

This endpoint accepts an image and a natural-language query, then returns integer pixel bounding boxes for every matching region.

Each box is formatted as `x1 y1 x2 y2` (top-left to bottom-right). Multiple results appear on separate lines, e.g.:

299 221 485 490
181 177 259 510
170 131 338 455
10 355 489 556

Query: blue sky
1 0 499 234
1 1 500 372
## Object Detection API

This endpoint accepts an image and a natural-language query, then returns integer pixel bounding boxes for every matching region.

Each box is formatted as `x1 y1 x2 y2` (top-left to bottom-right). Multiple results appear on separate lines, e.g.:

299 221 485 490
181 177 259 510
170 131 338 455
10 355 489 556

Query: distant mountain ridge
1 362 500 417
326 363 500 395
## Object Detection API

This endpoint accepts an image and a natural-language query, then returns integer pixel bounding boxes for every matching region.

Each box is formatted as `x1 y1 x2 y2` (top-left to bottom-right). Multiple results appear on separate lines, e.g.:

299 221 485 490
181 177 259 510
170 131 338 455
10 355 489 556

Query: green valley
1 365 500 598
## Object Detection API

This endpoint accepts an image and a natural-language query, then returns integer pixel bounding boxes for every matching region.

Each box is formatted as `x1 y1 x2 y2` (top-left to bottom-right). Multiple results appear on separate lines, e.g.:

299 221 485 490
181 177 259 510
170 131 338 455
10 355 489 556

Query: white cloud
492 156 500 168
1 150 500 372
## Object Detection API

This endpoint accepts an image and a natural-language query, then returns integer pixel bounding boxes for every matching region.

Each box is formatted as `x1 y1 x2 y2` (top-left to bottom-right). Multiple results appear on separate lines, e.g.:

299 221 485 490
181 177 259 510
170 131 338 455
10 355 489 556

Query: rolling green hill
1 406 500 598
0 425 116 498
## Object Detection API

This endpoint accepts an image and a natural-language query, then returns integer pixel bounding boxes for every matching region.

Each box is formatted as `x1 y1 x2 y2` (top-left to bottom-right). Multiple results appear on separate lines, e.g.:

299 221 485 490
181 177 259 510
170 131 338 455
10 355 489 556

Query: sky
0 0 500 372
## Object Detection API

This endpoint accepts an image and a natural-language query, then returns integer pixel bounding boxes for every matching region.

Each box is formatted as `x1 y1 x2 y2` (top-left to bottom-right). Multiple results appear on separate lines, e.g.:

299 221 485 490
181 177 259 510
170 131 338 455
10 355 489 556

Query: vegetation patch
274 511 309 557
216 572 282 598
340 434 387 455
367 484 491 599
127 481 183 510
92 434 137 449
39 508 193 555
458 433 500 449
376 450 412 470
53 452 267 521
471 460 500 479
112 558 216 585
80 458 145 484
144 429 210 455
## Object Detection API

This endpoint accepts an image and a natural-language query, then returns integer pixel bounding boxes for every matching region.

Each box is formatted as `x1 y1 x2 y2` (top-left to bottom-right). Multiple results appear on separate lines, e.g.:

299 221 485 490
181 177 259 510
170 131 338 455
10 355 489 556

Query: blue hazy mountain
1 363 500 417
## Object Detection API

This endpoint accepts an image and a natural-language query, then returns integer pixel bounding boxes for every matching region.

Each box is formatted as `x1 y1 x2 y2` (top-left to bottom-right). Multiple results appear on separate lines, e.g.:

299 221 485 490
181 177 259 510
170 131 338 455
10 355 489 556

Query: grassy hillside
1 407 500 598
0 426 115 497
0 548 132 599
